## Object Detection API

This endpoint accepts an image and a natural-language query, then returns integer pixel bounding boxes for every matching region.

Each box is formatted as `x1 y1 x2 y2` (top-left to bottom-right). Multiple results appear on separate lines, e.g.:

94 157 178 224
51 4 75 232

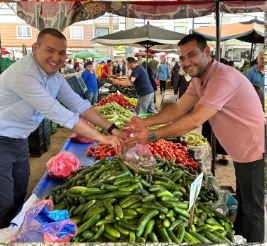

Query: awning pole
211 0 221 177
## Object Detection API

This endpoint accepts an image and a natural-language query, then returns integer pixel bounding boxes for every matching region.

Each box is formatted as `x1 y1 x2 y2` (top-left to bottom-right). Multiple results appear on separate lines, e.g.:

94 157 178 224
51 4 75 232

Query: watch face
149 132 157 143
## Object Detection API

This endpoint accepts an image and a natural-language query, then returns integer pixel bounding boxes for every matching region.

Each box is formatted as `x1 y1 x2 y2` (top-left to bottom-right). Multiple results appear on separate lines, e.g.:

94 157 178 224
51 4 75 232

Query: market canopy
192 19 264 43
93 23 186 48
16 1 265 31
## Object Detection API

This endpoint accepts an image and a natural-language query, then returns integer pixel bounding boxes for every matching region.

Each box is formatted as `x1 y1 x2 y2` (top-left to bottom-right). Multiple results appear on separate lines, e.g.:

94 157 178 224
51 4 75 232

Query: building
0 3 264 61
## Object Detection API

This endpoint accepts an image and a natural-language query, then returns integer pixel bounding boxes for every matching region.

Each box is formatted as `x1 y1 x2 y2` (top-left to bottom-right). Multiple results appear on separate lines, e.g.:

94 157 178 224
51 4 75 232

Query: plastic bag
70 118 95 143
121 144 156 174
186 143 212 173
204 172 229 215
14 200 77 243
47 151 80 179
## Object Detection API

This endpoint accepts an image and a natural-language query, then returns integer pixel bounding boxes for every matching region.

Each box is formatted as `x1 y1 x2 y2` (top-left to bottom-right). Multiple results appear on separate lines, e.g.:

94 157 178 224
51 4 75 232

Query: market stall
2 93 240 244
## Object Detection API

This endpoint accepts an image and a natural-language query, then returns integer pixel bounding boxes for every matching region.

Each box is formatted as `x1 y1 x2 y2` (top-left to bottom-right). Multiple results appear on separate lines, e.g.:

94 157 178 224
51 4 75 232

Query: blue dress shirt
245 66 264 92
0 54 91 138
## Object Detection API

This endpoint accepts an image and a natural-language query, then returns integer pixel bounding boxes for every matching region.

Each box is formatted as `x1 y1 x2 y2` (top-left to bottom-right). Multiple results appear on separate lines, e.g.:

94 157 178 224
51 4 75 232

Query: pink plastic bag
14 200 77 243
47 151 80 179
70 118 95 143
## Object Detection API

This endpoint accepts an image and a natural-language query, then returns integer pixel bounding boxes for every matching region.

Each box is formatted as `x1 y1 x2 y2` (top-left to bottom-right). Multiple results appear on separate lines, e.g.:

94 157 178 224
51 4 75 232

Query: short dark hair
107 60 112 64
220 58 229 65
86 61 93 66
126 57 137 64
178 34 207 51
37 28 66 44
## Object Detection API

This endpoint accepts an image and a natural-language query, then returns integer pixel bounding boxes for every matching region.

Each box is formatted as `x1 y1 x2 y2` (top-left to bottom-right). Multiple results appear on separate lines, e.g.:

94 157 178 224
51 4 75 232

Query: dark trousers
0 137 29 228
233 158 264 243
160 80 166 93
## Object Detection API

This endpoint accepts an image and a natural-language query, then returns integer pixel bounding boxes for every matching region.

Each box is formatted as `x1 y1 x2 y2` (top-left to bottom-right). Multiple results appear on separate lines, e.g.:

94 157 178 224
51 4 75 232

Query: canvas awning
16 1 265 31
192 19 264 43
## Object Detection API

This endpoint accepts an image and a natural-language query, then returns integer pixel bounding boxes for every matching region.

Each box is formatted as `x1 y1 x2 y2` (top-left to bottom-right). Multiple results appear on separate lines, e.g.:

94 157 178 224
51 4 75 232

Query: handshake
107 116 151 154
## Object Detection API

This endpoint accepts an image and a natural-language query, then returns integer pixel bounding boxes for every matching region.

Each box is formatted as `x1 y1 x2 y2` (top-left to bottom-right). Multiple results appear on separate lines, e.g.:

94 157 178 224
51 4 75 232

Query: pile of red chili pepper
97 94 135 111
86 144 117 160
147 139 198 169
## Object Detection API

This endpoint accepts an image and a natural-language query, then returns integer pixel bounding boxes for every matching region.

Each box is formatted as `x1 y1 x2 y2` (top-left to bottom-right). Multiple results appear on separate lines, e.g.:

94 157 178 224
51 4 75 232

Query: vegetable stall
4 90 239 244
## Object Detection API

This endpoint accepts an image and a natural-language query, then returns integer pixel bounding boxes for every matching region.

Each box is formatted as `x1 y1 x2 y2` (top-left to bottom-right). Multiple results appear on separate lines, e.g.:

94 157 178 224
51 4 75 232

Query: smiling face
32 34 67 75
178 40 211 79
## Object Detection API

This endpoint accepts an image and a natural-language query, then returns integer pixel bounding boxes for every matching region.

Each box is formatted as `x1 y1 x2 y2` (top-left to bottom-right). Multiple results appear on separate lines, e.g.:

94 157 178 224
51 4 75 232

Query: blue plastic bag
14 199 77 243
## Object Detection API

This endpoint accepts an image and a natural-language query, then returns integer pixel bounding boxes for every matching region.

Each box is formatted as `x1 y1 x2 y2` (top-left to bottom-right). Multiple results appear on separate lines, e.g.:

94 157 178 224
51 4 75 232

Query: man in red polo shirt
124 34 264 243
101 60 113 80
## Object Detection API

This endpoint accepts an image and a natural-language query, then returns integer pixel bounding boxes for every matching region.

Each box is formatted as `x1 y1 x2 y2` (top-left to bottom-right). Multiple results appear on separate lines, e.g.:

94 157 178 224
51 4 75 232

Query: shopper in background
176 66 191 99
101 60 113 83
138 56 157 104
0 28 125 229
81 61 98 105
171 61 180 96
246 50 265 110
149 56 159 80
111 57 156 115
124 34 264 243
92 57 98 73
157 59 170 94
95 61 105 78
73 58 81 72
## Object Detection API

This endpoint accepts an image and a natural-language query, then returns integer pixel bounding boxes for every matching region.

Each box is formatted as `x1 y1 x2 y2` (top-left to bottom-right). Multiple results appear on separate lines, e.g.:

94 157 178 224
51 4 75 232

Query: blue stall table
32 139 96 198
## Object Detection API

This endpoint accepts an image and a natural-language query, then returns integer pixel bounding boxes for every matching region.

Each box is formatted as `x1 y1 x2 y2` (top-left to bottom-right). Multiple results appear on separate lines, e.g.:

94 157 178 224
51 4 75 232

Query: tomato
86 150 93 156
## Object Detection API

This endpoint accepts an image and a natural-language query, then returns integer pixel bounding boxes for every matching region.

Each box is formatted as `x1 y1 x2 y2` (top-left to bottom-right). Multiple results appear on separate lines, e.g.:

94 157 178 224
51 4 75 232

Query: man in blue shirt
246 51 265 108
0 28 124 228
82 61 98 105
157 59 170 94
111 57 156 115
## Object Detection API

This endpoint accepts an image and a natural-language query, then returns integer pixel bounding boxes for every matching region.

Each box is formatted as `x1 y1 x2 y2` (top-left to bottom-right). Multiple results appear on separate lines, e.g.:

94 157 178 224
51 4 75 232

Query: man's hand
111 128 128 141
124 127 150 146
124 116 146 134
100 135 122 154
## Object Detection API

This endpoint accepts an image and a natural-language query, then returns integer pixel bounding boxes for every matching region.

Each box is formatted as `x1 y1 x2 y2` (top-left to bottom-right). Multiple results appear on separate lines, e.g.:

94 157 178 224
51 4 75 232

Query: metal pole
215 0 221 61
211 0 221 176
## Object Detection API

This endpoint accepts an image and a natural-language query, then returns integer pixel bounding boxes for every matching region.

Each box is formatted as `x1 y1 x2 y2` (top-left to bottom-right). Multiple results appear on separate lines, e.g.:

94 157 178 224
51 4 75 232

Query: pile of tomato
86 144 117 160
97 94 135 110
148 139 198 169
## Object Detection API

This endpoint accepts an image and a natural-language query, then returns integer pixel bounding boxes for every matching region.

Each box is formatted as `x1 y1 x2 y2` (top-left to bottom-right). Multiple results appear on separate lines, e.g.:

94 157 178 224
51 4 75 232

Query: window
70 26 84 40
174 26 186 33
16 26 32 39
95 27 109 38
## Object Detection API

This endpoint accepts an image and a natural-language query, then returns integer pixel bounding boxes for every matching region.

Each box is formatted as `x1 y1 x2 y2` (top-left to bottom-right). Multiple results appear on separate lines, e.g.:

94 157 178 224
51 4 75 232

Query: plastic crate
28 119 51 156
66 75 88 99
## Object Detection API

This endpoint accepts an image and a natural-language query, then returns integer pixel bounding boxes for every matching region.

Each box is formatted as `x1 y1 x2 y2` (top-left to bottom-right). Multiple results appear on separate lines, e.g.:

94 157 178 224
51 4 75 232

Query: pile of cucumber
52 157 234 243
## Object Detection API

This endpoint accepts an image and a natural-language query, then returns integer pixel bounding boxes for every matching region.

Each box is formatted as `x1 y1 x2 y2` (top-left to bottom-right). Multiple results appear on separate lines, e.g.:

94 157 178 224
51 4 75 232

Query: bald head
256 50 265 70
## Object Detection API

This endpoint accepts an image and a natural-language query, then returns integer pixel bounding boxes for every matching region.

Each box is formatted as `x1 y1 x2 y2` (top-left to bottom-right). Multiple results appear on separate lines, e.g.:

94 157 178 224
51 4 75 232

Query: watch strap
107 123 119 134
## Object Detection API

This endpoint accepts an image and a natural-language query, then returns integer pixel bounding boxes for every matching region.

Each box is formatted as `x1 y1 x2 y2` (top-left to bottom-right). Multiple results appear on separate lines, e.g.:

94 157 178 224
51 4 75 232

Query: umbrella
69 50 105 59
192 19 264 43
93 23 186 65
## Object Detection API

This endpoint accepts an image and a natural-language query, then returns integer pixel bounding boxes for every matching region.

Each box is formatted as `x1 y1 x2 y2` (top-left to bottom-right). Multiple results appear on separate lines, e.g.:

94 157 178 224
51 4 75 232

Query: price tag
188 172 203 211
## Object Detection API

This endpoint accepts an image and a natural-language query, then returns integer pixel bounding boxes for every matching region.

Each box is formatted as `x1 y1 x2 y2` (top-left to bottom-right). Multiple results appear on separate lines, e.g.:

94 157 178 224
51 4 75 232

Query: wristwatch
148 132 158 143
107 123 119 135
